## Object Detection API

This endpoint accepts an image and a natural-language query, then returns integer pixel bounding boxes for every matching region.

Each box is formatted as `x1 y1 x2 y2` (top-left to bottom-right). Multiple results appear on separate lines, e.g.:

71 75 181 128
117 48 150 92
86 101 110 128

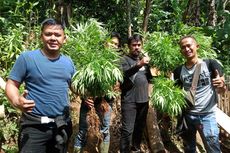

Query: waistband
20 112 69 126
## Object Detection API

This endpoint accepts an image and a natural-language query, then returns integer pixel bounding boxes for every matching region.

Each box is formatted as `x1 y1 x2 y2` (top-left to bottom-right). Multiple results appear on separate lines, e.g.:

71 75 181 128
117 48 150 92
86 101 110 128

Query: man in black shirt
119 34 152 153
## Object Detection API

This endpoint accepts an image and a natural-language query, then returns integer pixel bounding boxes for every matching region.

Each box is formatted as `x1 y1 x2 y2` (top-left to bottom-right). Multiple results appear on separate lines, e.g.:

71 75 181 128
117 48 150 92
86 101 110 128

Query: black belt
21 112 69 153
20 113 68 126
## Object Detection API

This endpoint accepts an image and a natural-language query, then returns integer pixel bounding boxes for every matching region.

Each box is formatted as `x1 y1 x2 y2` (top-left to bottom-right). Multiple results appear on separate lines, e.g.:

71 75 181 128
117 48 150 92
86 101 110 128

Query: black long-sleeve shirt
120 55 152 103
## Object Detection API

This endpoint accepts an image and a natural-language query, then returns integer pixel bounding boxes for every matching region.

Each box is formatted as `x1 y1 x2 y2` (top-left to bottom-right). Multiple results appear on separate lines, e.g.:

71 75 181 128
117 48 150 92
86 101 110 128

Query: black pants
119 102 149 153
18 120 72 153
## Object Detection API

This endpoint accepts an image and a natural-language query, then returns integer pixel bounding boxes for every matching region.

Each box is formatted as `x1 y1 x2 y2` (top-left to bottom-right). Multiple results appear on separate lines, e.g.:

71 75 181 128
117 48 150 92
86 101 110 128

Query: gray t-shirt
179 60 221 114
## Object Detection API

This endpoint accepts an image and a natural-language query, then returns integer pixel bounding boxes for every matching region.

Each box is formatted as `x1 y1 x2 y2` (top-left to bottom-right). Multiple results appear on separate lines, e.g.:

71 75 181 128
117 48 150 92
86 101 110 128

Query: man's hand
113 81 121 92
212 69 226 93
6 79 35 113
84 97 94 109
137 56 150 67
17 90 35 112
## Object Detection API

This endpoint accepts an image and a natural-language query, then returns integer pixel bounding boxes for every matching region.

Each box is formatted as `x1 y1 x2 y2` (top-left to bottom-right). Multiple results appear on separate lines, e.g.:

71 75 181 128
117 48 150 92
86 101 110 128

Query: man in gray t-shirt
173 36 226 153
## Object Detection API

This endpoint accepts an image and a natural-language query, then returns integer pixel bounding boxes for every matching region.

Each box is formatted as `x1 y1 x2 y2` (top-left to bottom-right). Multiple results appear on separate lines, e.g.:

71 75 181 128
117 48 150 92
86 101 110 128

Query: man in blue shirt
5 18 75 153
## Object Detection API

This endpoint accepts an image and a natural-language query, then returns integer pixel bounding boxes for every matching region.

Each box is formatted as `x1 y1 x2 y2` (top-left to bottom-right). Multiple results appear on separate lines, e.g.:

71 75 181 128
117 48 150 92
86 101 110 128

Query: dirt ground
68 97 230 153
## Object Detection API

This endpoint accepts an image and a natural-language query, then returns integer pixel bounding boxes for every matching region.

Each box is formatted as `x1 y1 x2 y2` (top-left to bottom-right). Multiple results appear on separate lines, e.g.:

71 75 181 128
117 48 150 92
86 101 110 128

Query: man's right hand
17 90 35 112
137 56 150 67
84 98 94 109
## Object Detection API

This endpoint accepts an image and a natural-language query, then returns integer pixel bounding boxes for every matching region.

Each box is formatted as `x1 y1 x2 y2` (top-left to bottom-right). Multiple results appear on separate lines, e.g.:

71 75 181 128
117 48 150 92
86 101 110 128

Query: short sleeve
8 53 27 83
207 59 224 78
173 65 183 88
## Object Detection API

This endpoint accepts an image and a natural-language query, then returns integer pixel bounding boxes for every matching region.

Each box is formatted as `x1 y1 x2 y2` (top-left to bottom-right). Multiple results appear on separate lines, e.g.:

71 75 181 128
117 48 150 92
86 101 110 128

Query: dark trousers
18 121 72 153
120 102 149 153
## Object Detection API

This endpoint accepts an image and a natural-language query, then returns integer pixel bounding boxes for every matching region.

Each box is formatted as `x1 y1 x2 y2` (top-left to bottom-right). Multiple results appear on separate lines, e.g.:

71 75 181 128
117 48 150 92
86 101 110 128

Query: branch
207 0 217 26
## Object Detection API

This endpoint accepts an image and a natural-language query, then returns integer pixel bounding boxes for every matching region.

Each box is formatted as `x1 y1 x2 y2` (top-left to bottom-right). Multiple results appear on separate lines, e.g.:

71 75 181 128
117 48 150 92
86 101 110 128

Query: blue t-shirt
9 49 76 117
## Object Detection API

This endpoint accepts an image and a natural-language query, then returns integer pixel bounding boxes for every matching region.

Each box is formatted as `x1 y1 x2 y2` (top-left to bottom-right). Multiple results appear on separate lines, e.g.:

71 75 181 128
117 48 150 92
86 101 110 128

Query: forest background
0 0 229 152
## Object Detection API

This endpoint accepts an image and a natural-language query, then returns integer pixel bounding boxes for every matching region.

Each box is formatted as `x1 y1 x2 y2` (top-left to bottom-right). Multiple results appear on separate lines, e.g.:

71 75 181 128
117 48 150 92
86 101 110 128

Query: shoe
130 146 141 153
130 150 141 153
99 142 110 153
73 147 81 153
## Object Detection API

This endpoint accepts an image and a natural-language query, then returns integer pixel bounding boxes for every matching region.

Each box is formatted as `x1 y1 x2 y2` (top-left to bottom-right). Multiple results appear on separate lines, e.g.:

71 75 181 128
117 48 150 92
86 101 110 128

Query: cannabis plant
144 31 218 117
150 77 186 117
144 32 183 75
64 19 123 98
144 31 217 75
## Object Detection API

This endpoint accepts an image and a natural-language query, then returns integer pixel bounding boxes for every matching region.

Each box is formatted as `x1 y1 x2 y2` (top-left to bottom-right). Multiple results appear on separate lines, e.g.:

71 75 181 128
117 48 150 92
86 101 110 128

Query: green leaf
150 76 186 117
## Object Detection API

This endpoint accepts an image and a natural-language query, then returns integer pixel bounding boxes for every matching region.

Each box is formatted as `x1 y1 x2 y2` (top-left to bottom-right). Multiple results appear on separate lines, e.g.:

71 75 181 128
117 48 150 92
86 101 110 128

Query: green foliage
214 12 230 75
0 116 19 142
65 19 123 98
0 86 21 153
144 32 183 74
150 76 186 117
144 29 218 75
71 0 127 42
0 54 20 152
193 33 218 59
0 1 41 151
0 113 19 153
144 0 187 33
0 24 40 71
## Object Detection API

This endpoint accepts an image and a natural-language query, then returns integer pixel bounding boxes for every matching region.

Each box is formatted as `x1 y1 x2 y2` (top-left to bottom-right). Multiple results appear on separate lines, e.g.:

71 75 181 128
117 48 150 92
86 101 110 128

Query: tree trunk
68 96 81 153
56 0 72 27
217 0 229 25
183 0 201 26
207 0 217 26
145 107 166 153
66 1 72 26
126 0 132 37
142 0 152 33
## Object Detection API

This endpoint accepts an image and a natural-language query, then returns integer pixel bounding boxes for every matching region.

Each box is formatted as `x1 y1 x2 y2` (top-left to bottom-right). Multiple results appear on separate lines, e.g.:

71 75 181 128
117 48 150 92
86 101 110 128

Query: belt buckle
41 116 54 124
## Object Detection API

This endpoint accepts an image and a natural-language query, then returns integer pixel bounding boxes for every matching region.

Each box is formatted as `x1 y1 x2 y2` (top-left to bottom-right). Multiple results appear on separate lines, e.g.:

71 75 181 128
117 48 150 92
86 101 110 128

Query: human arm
5 79 35 112
121 56 150 78
212 69 226 93
208 59 226 93
172 66 183 88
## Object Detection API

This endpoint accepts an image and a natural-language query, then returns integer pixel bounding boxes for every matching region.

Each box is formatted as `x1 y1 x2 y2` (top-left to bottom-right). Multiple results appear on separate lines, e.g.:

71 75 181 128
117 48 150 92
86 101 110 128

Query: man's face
180 37 199 59
129 40 142 57
40 25 66 53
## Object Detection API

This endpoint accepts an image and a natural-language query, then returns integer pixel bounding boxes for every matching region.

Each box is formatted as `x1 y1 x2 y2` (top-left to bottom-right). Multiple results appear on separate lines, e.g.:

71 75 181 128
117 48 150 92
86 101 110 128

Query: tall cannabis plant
144 31 218 117
63 19 123 98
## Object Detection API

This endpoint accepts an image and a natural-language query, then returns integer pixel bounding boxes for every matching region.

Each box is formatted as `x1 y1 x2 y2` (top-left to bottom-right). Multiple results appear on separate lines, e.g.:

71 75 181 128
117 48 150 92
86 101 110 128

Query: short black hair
128 34 143 46
179 35 197 45
111 32 121 47
41 18 65 31
111 32 121 40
